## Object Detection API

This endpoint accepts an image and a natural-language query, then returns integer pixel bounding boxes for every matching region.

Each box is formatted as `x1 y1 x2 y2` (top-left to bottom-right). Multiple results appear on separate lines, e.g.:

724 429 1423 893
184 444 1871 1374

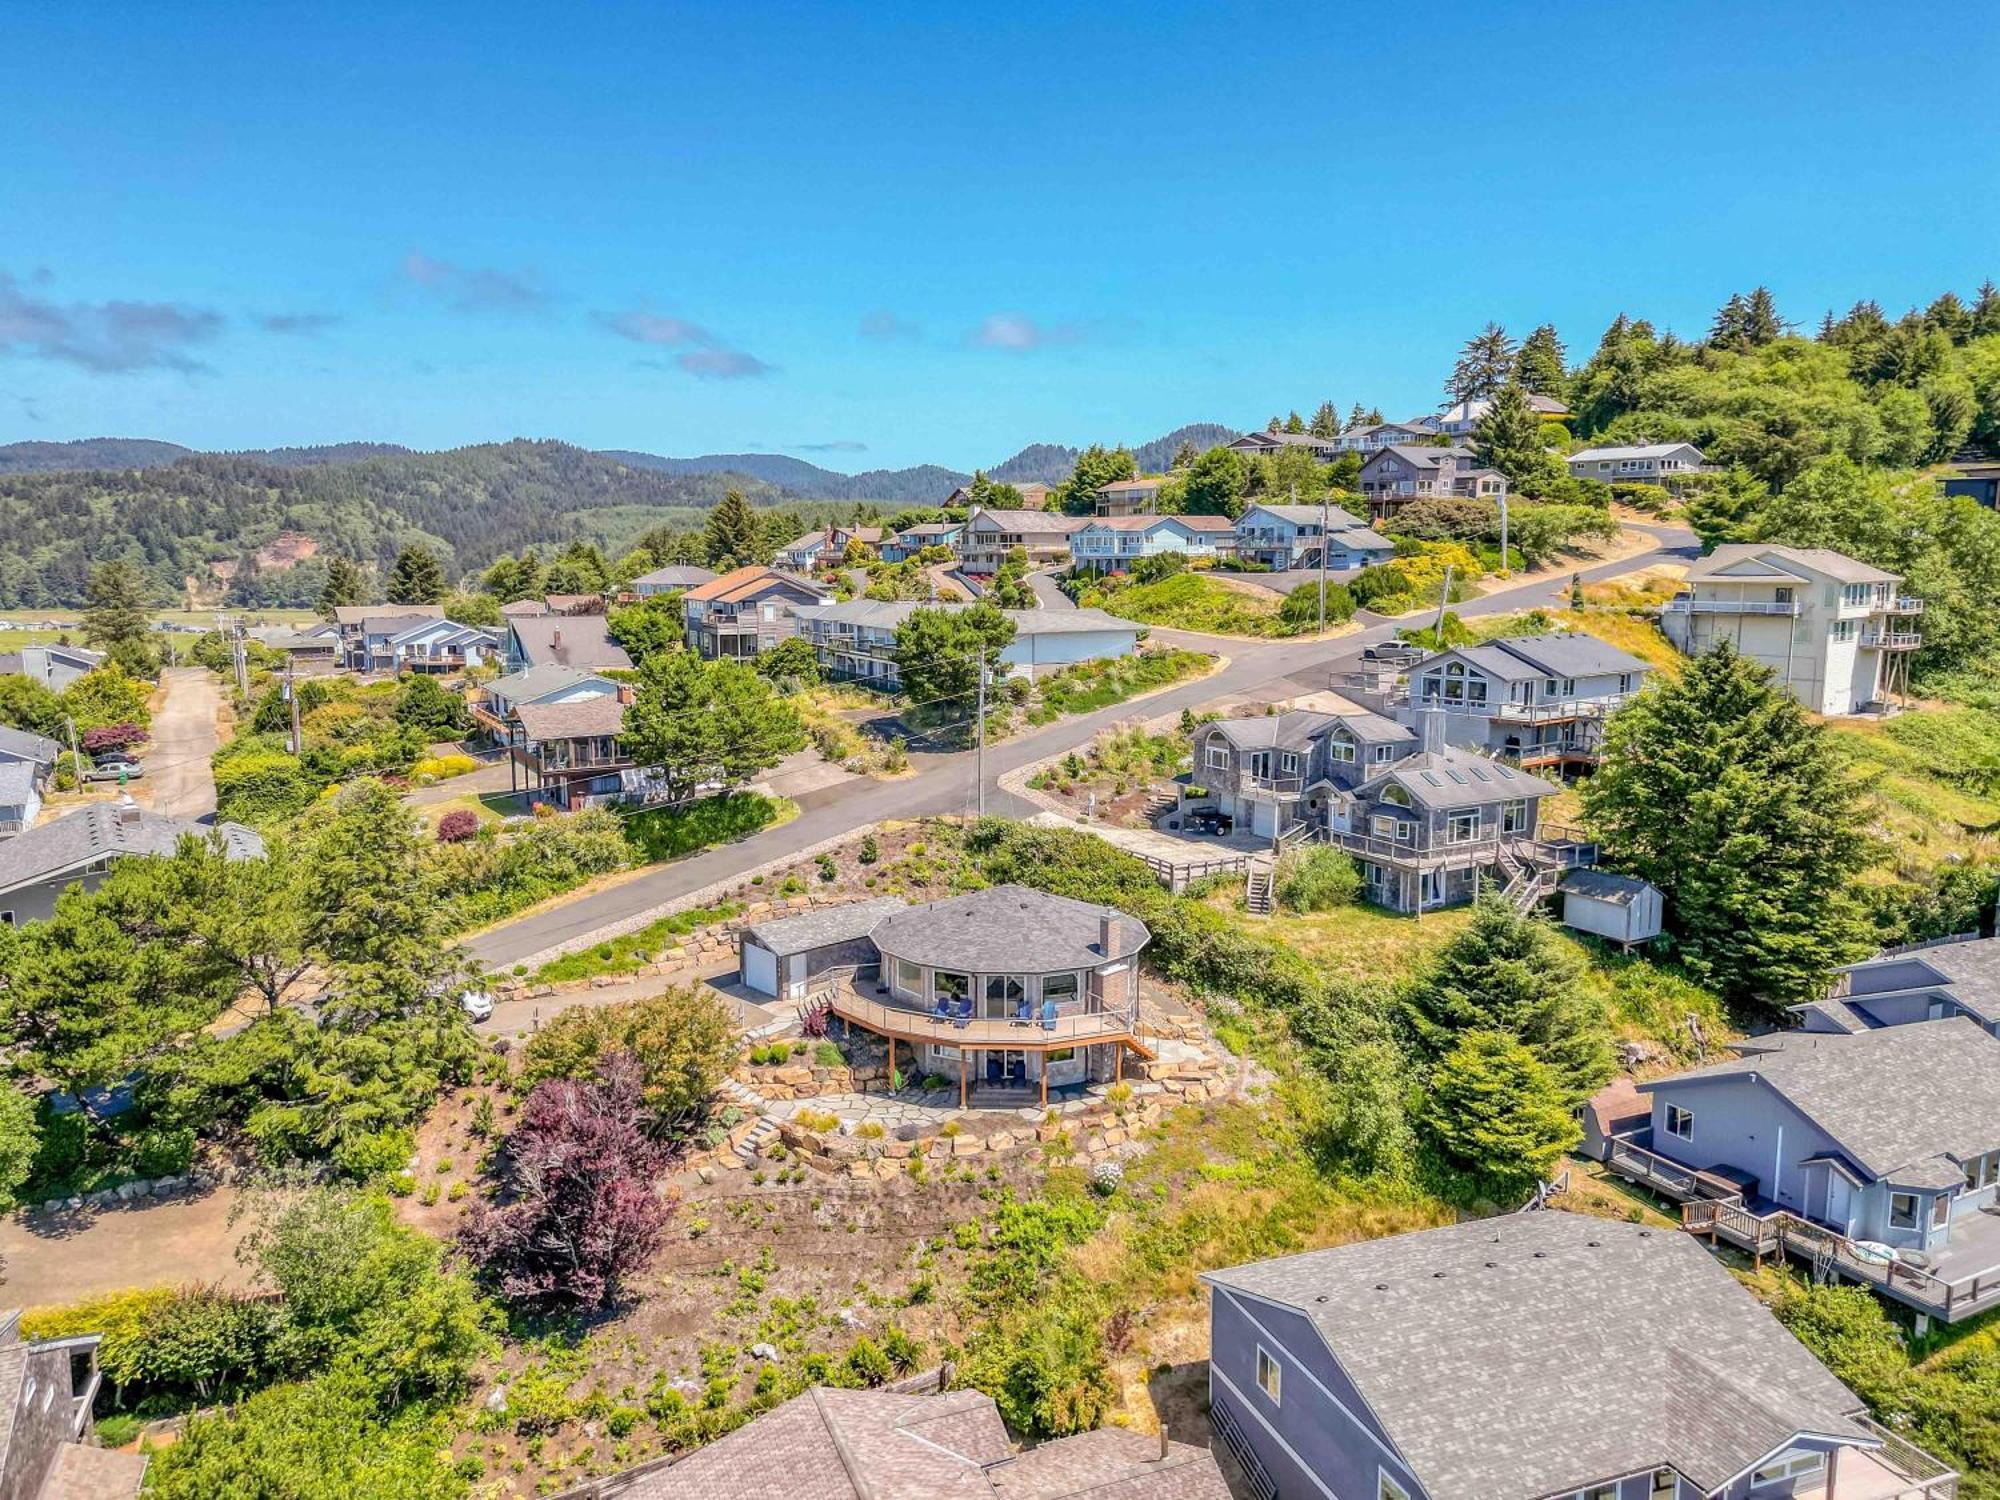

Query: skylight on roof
1469 766 1491 782
1420 772 1442 786
1445 770 1467 785
1497 766 1516 779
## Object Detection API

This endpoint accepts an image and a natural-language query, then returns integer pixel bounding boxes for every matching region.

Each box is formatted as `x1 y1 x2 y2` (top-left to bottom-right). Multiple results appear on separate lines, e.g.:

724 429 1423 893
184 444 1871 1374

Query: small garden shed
1559 869 1664 948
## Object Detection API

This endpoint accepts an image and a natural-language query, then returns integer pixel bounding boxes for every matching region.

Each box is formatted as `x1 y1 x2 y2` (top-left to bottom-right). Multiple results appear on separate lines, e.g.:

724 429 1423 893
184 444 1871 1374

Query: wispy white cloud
598 303 773 379
968 312 1085 352
0 271 223 374
258 311 342 335
859 309 921 340
401 251 548 312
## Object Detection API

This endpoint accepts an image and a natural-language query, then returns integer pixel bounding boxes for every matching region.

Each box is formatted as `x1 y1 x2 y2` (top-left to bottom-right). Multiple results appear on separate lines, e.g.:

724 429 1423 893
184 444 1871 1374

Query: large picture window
933 971 971 1007
895 958 923 997
984 975 1025 1018
1889 1193 1919 1229
1751 1450 1825 1489
1041 973 1079 1008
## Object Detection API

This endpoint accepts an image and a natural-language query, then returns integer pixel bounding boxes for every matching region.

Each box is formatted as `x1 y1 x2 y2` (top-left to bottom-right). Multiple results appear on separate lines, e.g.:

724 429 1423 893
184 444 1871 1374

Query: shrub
858 835 879 865
435 808 481 843
843 1337 893 1387
518 986 737 1132
812 1041 844 1067
1274 846 1362 912
1278 580 1357 629
623 793 787 863
331 1127 415 1182
412 753 478 783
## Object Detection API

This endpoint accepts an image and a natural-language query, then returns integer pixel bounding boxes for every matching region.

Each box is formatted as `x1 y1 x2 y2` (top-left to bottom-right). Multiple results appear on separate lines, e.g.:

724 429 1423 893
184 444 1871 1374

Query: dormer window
1379 784 1411 807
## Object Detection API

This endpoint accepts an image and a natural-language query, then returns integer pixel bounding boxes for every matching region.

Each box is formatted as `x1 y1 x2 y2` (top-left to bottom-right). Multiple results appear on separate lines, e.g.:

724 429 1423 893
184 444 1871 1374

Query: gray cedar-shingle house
0 1310 146 1500
0 799 265 927
1190 711 1581 911
615 1382 1229 1499
1203 1213 1956 1500
1232 503 1394 572
1355 444 1508 519
1795 932 2000 1040
0 644 105 692
1614 1019 2000 1324
1358 633 1653 768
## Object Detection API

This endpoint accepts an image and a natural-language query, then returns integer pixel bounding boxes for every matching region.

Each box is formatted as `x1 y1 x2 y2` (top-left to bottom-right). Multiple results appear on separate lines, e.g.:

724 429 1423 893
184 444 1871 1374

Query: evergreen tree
1471 383 1561 492
1421 1030 1581 1192
316 557 367 617
1682 467 1769 548
80 561 156 675
1282 410 1306 434
1056 445 1136 515
891 603 1016 723
619 652 805 803
1180 447 1248 518
1743 286 1784 345
1923 292 1972 345
1709 292 1752 350
1971 280 2000 339
384 547 444 606
1168 440 1200 470
1401 896 1612 1103
1512 324 1568 396
1308 401 1341 437
1581 641 1872 1012
702 489 762 567
1346 402 1382 429
480 549 547 603
1265 415 1281 433
1446 323 1517 403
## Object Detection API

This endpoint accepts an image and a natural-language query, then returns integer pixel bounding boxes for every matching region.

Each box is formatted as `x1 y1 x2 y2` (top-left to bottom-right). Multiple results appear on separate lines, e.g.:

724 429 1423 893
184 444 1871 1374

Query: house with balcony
328 603 439 669
1567 440 1708 486
878 520 963 561
1433 390 1571 438
1068 513 1235 573
787 600 1141 690
1351 632 1652 768
959 507 1080 573
1232 502 1394 572
1661 545 1921 714
828 524 885 556
679 566 832 660
1604 1019 2000 1327
738 885 1157 1107
370 617 499 674
0 1310 146 1500
1330 419 1439 453
1203 1213 1959 1500
1189 709 1580 910
0 726 60 838
1797 934 2000 1039
774 530 831 572
1091 476 1165 515
0 643 105 692
1356 443 1509 520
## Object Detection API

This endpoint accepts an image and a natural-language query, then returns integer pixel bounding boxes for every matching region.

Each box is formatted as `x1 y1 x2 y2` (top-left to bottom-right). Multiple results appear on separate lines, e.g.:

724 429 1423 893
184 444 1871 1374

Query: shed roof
1560 869 1659 906
742 897 907 958
1203 1213 1870 1498
1640 1017 2000 1180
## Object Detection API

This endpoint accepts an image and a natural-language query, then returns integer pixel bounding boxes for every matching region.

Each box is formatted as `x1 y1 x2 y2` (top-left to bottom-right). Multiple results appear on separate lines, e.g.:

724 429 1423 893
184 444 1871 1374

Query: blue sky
3 0 1997 470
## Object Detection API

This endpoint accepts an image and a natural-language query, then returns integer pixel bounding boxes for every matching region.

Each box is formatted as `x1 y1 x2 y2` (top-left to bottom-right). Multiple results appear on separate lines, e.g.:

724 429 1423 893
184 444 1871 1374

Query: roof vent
1374 1283 1389 1292
1484 1261 1497 1269
1431 1271 1446 1279
1532 1251 1547 1259
1314 1295 1329 1304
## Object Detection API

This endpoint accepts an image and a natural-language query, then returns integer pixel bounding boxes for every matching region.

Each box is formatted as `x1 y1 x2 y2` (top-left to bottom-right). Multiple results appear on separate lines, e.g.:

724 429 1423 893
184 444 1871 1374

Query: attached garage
737 896 905 1001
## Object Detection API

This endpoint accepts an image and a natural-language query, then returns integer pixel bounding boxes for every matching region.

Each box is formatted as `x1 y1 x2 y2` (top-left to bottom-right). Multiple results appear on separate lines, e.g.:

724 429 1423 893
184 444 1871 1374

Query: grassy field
0 608 322 653
1240 898 1478 982
1087 572 1297 637
1826 706 2000 876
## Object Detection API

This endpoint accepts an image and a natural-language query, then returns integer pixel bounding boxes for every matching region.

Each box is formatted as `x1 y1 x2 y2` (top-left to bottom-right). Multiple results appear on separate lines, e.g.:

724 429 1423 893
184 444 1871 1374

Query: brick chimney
1099 911 1121 960
551 628 563 652
615 683 634 705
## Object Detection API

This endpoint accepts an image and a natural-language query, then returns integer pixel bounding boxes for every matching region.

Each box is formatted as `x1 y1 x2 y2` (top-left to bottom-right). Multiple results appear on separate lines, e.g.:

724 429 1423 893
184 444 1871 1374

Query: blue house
1796 934 2000 1039
1203 1213 1958 1500
1613 1019 2000 1325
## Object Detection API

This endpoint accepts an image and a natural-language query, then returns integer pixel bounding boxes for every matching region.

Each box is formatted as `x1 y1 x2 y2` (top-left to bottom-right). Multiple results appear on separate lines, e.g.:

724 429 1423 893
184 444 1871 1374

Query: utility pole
1316 485 1330 632
1431 564 1455 644
1498 492 1510 577
63 715 81 787
974 657 987 818
285 654 302 756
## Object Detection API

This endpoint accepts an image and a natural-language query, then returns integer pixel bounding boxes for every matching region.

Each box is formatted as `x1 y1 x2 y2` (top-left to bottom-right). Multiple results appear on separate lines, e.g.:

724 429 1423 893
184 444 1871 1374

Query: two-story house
878 521 963 561
774 530 831 572
828 524 885 556
1356 444 1509 520
1661 545 1922 715
958 507 1080 573
0 726 60 838
0 643 106 692
0 1310 147 1499
1607 1019 2000 1327
1567 441 1707 486
368 616 499 674
1433 390 1571 437
1360 632 1652 768
1191 710 1580 910
1092 476 1165 516
679 566 834 661
502 613 634 673
1203 1213 1958 1500
1068 514 1235 573
1331 420 1439 454
1797 933 2000 1039
1233 503 1395 572
739 885 1156 1107
788 600 1141 690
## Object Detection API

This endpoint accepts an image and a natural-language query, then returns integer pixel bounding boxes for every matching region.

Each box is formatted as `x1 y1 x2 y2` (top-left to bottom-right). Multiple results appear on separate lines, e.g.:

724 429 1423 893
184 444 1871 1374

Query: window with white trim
1665 1103 1694 1141
1890 1192 1919 1229
1254 1346 1281 1404
1328 738 1356 764
1372 744 1396 763
1445 810 1480 844
1377 1474 1410 1500
1751 1449 1825 1488
1205 743 1229 772
1651 1470 1678 1498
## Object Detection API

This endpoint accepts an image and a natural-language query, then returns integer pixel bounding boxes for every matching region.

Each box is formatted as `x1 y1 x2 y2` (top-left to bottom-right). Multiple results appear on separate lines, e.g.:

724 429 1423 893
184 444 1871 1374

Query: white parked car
459 989 495 1023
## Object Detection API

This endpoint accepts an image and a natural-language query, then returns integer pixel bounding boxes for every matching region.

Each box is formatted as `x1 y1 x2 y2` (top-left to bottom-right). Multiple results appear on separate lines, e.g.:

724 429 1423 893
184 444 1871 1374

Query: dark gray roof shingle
1204 1214 1868 1498
871 885 1147 976
0 802 265 899
743 897 907 958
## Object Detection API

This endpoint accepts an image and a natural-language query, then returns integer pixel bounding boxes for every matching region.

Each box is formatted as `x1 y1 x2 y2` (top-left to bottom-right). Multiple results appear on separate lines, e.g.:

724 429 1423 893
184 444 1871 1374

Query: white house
376 618 499 673
788 600 1142 690
1232 502 1394 571
1434 391 1570 437
1566 441 1706 484
774 530 831 571
1661 544 1921 714
958 507 1080 572
1068 514 1235 573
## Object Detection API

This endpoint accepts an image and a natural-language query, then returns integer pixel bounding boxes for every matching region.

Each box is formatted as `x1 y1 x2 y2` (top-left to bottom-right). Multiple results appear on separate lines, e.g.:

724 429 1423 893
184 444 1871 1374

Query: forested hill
0 440 772 608
0 437 196 473
602 450 969 503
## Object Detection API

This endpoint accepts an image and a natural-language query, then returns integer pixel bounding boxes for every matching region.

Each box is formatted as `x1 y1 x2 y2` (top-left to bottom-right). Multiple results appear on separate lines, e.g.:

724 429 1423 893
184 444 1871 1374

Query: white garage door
742 943 779 997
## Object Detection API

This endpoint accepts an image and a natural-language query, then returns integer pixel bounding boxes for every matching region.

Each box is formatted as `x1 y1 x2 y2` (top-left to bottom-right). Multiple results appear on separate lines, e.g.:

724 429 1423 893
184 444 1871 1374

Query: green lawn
1087 573 1300 637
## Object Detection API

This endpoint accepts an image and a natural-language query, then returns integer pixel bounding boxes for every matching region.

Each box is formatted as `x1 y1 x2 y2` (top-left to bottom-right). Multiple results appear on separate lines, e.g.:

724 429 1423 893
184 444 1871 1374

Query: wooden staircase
1244 861 1273 916
1496 839 1559 914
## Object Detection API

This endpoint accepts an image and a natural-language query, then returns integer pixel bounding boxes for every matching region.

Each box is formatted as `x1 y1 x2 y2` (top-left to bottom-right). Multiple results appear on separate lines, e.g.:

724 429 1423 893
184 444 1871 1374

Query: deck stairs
1496 839 1561 914
718 1076 780 1164
1244 861 1274 916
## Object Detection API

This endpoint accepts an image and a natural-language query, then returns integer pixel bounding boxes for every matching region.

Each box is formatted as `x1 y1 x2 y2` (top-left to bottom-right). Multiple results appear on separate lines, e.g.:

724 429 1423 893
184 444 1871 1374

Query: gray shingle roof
40 1442 149 1500
332 603 442 624
871 885 1147 977
1485 632 1652 680
0 725 59 766
633 565 719 590
486 664 615 705
507 615 632 671
513 697 626 741
968 508 1081 536
1365 747 1558 809
0 761 36 808
1204 1214 1869 1498
0 802 265 900
1569 442 1706 463
743 897 906 958
1642 1017 2000 1179
1560 869 1657 906
1240 502 1367 528
1683 544 1898 586
1886 935 2000 1024
1206 709 1340 753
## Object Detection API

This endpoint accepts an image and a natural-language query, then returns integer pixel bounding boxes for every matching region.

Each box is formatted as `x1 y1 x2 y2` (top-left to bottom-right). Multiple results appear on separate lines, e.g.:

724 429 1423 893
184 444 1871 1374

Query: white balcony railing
1661 598 1803 617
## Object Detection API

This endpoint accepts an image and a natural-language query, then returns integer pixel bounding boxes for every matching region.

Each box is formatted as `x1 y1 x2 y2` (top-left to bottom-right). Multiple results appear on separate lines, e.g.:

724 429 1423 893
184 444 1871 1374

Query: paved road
1027 571 1075 610
462 524 1697 971
147 667 221 819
